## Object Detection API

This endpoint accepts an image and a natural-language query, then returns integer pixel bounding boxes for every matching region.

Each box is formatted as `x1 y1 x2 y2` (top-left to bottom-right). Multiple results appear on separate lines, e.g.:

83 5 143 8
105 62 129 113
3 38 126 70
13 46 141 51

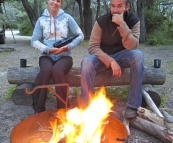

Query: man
81 0 144 118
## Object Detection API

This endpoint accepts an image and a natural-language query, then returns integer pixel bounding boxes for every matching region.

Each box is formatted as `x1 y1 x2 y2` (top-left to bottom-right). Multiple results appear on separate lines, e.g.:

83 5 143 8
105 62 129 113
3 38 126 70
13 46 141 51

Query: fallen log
7 66 166 87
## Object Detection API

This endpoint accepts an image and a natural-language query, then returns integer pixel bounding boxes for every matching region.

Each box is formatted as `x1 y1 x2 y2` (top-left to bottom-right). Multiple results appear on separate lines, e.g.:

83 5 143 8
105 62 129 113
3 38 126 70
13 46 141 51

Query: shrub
146 35 158 46
19 20 33 36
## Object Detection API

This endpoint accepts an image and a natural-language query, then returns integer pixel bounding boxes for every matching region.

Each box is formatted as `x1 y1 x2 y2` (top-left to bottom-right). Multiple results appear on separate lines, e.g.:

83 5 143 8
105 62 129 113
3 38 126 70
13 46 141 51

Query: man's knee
81 56 95 72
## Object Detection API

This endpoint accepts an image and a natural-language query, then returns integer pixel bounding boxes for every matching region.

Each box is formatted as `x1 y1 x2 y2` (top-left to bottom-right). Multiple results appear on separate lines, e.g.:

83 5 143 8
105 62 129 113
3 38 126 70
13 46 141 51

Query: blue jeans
81 49 144 109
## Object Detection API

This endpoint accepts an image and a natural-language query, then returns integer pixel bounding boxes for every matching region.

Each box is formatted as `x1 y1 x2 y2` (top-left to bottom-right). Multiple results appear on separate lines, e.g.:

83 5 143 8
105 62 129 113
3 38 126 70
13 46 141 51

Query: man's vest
97 11 139 54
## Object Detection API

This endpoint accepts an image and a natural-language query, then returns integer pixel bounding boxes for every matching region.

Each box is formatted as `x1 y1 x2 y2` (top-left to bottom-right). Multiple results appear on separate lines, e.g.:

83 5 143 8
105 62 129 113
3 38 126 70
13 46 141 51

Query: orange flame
49 87 113 143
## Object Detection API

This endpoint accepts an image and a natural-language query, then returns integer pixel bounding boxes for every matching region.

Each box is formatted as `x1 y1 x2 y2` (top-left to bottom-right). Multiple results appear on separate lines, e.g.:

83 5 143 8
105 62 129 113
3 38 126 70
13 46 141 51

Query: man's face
110 0 127 15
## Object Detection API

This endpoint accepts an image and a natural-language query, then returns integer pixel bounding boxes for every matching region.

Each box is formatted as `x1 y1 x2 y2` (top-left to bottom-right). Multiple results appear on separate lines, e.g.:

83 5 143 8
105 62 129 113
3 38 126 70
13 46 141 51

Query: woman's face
47 0 61 14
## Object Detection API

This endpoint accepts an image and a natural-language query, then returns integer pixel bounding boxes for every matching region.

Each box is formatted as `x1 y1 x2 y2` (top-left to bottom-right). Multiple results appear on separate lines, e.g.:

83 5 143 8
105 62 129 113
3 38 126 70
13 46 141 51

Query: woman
31 0 84 113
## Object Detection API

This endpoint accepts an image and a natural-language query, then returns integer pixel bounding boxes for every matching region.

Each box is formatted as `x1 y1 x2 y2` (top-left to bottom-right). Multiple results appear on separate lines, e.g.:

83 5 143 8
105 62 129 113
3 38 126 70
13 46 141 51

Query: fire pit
11 110 127 143
11 86 128 143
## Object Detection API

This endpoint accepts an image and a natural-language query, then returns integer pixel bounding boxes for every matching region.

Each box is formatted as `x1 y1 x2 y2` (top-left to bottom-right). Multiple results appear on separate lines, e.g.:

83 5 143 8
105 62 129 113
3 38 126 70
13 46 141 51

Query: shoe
124 106 137 118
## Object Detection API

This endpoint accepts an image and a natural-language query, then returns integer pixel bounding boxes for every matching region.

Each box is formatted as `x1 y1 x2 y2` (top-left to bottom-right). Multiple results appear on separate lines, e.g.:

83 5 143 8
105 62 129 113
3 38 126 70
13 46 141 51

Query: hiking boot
124 106 137 119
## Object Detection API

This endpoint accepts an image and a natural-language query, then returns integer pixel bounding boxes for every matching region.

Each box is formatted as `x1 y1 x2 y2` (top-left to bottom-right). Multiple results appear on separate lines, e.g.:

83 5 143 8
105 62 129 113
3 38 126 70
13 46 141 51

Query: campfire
11 87 128 143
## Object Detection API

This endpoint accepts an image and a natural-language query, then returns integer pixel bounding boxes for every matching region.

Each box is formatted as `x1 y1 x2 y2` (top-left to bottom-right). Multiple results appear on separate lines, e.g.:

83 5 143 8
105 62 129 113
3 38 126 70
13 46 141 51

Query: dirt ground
0 33 173 143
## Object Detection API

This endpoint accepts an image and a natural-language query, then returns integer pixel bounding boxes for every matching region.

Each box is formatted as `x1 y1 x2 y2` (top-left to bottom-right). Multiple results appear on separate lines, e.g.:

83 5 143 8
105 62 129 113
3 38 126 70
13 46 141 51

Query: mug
154 59 161 68
20 59 27 67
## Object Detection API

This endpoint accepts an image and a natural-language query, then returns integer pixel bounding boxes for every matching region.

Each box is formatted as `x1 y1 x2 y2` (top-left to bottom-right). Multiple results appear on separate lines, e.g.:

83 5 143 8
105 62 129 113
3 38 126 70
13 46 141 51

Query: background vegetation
1 0 173 45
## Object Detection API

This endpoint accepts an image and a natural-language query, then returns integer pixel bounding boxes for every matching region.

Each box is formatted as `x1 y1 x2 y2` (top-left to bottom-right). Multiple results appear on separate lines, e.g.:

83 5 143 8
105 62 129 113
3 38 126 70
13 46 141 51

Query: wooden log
12 83 34 105
162 111 173 124
130 116 173 143
137 107 173 131
142 84 161 108
7 66 166 87
142 89 164 118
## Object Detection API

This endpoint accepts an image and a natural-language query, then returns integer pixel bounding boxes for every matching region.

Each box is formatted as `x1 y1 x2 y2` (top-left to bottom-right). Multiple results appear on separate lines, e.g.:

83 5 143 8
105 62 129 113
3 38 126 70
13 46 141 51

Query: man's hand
49 46 68 54
110 60 121 77
112 11 124 25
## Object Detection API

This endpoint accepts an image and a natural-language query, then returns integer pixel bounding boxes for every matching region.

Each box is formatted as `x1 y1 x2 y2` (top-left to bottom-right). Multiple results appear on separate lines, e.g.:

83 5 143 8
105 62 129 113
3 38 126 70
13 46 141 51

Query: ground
0 31 173 143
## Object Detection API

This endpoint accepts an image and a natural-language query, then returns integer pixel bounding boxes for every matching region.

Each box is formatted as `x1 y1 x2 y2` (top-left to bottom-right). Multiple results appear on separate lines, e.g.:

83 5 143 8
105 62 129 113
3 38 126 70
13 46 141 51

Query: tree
83 0 92 39
21 0 40 28
137 0 146 43
76 0 84 33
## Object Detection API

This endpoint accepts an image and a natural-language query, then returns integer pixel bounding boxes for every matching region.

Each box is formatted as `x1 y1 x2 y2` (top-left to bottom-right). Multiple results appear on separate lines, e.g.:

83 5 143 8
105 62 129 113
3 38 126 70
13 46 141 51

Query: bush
19 20 33 36
5 22 18 29
146 35 158 46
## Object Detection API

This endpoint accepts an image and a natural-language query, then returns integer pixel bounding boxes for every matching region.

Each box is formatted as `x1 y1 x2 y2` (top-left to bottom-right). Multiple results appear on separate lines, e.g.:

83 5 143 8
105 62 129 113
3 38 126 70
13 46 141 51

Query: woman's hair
46 0 63 4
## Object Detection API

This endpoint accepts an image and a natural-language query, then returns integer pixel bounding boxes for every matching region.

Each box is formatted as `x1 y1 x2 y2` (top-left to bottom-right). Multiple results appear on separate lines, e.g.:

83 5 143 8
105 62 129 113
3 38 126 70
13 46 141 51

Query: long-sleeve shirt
88 12 140 67
31 8 84 61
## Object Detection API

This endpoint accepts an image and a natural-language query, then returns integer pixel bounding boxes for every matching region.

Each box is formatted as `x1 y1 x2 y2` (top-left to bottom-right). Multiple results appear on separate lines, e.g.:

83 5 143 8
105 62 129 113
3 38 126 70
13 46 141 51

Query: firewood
130 116 173 143
137 107 173 131
160 108 173 113
142 84 161 108
162 111 173 124
142 89 164 118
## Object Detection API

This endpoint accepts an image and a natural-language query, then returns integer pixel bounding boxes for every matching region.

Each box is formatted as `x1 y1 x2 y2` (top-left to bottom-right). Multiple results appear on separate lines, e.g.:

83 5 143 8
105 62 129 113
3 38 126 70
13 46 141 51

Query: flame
49 87 113 143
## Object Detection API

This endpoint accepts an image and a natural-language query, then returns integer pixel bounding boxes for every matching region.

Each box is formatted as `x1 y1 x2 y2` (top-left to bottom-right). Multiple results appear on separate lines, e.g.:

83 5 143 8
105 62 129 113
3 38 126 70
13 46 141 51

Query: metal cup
154 59 161 68
20 59 27 68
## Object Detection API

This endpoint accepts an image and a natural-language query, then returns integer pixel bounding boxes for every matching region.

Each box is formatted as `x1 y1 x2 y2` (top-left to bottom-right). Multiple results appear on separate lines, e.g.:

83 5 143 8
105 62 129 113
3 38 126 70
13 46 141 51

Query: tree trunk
128 0 136 14
137 0 146 43
83 0 92 39
95 0 100 20
21 0 38 28
76 0 84 33
7 66 166 86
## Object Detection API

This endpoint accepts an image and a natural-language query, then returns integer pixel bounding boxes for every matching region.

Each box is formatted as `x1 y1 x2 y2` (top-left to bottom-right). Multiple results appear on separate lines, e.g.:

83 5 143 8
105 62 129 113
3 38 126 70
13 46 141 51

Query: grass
5 85 18 99
159 92 167 108
168 60 173 74
105 86 129 100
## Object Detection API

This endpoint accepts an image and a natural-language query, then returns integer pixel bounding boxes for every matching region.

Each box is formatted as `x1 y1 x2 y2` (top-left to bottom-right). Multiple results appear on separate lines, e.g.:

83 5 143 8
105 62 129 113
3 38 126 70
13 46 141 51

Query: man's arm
117 21 140 50
88 21 114 68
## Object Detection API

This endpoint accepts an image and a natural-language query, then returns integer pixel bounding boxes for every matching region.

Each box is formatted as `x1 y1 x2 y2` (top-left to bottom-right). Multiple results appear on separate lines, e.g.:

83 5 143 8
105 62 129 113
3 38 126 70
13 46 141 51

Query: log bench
7 66 166 106
7 66 166 86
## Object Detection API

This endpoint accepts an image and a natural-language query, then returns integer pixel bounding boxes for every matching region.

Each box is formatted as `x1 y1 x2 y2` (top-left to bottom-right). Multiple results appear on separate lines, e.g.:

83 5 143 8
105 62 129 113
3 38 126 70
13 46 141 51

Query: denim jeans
81 49 144 109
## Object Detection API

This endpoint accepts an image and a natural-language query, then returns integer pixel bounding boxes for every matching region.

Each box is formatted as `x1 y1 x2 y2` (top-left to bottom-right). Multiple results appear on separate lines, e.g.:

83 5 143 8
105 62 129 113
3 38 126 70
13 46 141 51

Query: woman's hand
49 46 68 54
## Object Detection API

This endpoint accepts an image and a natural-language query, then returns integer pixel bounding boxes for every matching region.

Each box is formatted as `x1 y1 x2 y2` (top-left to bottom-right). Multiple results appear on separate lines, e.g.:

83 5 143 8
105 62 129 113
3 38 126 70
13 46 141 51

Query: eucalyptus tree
137 0 146 43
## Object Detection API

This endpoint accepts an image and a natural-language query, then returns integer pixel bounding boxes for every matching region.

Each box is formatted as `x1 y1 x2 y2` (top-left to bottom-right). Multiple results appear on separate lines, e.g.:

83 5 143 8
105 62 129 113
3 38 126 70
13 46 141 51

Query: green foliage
19 18 33 36
145 7 173 45
105 86 129 100
81 40 89 47
5 21 18 29
168 60 173 74
72 87 80 97
47 90 54 101
159 93 167 108
145 8 166 33
5 85 17 99
146 35 158 46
